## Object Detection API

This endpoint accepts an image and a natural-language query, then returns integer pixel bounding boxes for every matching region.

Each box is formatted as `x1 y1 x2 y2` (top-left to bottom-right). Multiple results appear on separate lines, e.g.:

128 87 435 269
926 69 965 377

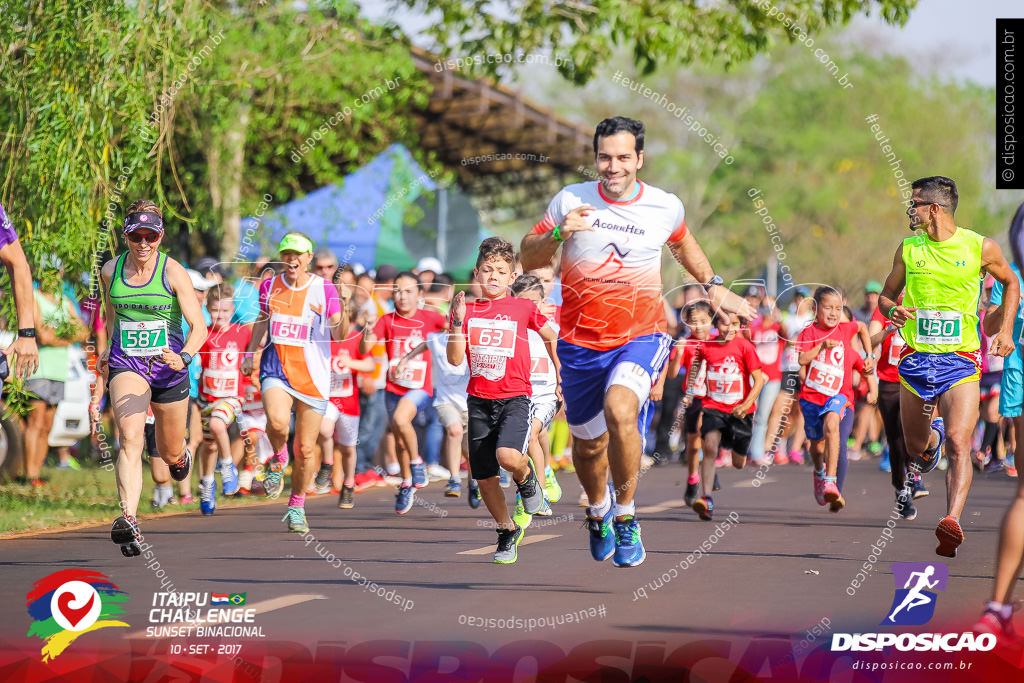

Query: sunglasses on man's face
126 231 161 244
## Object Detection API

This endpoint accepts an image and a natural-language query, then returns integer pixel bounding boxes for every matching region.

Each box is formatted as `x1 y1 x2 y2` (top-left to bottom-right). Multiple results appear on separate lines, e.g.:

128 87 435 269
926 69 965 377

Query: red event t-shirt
870 306 905 384
464 296 548 399
748 319 785 382
329 332 366 416
373 309 447 396
696 335 762 413
675 341 708 398
797 320 860 407
198 323 252 403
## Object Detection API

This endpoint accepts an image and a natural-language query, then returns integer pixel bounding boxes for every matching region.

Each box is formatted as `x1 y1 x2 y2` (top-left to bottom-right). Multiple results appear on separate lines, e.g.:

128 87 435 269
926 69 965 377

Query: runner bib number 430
120 320 168 357
915 310 962 345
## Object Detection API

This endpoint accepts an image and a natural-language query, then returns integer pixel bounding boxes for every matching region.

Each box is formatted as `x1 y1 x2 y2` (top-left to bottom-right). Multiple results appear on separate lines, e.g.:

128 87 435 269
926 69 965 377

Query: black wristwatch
703 275 724 293
17 328 36 338
180 352 193 366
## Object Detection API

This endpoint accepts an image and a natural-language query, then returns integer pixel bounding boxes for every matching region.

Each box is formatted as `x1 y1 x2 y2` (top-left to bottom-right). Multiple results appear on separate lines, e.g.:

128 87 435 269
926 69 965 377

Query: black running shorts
467 395 531 480
684 397 703 435
700 407 754 456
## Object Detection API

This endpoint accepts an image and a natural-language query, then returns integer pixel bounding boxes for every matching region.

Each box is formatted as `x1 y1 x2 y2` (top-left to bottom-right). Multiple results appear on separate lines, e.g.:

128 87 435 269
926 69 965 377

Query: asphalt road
2 458 1023 681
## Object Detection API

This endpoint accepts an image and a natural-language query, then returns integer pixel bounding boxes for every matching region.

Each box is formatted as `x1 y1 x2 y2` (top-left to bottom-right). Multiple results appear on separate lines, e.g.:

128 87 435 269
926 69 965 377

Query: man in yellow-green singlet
879 176 1019 559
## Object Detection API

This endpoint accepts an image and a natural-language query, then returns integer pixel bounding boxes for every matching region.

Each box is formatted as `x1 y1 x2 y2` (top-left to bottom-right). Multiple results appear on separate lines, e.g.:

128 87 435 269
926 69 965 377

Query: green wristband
887 304 898 320
551 225 566 242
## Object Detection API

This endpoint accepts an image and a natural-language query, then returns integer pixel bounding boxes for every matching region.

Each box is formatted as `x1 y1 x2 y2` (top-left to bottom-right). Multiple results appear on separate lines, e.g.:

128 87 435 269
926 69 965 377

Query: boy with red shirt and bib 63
797 287 876 513
360 271 447 514
447 238 561 564
196 283 252 515
685 311 765 521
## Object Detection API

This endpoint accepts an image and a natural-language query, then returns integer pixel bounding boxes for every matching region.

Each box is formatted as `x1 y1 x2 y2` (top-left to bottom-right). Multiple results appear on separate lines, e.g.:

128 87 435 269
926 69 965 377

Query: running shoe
813 471 826 506
168 448 192 482
789 450 805 466
896 490 917 521
237 468 254 495
353 472 374 492
199 479 216 515
544 465 562 503
426 464 451 482
868 441 884 456
494 522 524 564
847 449 863 462
823 481 844 512
111 515 142 557
220 459 240 496
578 489 590 507
395 484 415 515
338 485 354 509
984 457 1005 473
368 470 389 487
612 516 645 567
468 478 482 509
587 484 616 562
879 448 891 473
513 494 532 530
910 476 929 499
693 495 713 521
712 473 721 491
281 506 309 533
263 459 286 499
973 608 1017 643
515 461 544 515
179 494 193 505
684 480 700 506
535 499 553 516
313 464 332 493
774 451 790 465
911 417 945 474
499 468 511 488
935 515 964 558
411 461 428 488
640 454 656 470
445 478 462 497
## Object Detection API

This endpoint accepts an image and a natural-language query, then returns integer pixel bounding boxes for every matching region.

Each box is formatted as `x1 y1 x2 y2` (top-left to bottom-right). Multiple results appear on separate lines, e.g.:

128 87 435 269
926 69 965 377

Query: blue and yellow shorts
898 349 981 402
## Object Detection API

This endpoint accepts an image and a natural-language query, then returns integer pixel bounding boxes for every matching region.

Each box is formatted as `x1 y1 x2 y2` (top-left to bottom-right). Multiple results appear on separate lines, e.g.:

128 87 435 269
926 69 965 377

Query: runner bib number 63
120 320 168 357
916 310 962 345
468 319 517 357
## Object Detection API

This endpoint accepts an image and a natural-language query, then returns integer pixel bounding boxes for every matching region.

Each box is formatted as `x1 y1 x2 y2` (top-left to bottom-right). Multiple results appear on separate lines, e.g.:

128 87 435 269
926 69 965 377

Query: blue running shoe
396 484 415 515
199 478 217 515
612 515 646 567
911 418 945 474
910 475 929 499
879 447 891 473
468 479 482 509
499 468 511 488
411 461 428 489
220 458 240 496
586 484 616 562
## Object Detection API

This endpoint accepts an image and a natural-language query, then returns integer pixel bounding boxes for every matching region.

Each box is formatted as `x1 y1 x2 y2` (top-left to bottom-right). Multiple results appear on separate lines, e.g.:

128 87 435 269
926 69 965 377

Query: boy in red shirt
689 311 765 520
196 284 252 515
797 287 876 513
360 271 447 514
447 237 560 564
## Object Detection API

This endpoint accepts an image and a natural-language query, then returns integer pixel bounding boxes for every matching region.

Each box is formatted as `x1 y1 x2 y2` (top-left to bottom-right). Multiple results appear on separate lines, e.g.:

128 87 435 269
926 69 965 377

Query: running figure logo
883 562 948 625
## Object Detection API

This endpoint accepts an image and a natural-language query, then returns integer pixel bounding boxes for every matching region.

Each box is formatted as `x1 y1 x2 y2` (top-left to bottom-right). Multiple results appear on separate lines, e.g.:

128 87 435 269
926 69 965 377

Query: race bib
707 368 743 405
270 313 311 347
330 356 355 398
468 319 518 358
202 368 238 398
805 358 843 396
781 345 800 372
690 361 708 398
915 310 962 345
887 329 905 366
119 319 167 357
388 358 427 389
530 354 553 384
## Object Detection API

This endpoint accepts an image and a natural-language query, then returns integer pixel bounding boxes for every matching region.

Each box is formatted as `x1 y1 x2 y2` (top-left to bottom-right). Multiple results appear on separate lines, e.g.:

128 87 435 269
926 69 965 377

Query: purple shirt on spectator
0 201 17 251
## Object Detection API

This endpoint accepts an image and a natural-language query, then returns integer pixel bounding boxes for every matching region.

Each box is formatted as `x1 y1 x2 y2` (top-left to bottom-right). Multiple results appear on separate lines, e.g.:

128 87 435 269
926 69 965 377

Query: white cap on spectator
187 268 217 291
416 256 443 274
352 263 367 277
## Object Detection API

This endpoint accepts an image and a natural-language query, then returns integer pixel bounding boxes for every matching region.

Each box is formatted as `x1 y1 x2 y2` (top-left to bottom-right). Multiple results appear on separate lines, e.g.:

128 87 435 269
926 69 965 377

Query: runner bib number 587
120 320 168 357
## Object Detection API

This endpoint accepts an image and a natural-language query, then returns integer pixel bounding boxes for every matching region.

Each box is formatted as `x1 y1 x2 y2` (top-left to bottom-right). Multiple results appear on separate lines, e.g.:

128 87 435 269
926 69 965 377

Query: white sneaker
426 464 451 482
578 489 589 507
640 454 656 470
237 469 254 493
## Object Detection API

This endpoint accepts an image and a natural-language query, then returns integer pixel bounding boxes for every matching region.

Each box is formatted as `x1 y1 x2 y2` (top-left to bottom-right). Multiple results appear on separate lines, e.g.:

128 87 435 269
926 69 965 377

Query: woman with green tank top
23 277 89 486
90 200 208 557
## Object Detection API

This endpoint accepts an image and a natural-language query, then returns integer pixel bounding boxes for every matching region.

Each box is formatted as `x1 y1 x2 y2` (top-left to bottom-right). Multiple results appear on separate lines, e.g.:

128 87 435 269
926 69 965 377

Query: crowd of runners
2 116 1024 639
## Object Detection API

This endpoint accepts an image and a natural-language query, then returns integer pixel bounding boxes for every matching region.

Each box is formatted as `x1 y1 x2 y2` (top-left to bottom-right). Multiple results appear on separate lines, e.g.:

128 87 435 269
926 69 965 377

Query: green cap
864 280 883 294
278 233 313 254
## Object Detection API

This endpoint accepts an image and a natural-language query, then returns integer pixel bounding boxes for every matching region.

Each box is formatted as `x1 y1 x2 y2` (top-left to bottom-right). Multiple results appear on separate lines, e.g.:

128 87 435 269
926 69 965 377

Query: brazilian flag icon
229 593 247 605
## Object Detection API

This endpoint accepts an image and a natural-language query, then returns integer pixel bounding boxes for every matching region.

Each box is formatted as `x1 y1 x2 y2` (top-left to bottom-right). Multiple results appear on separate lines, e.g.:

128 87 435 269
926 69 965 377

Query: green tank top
109 252 183 359
33 289 71 383
902 227 984 353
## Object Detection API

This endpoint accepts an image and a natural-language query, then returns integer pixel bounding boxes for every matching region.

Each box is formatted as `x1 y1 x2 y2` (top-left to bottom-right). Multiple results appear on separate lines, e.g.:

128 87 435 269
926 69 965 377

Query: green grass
0 461 271 535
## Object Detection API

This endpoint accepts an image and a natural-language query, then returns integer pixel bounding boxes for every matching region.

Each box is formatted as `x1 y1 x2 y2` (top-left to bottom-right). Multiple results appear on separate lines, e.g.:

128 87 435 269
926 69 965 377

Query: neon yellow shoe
544 465 562 503
512 494 533 530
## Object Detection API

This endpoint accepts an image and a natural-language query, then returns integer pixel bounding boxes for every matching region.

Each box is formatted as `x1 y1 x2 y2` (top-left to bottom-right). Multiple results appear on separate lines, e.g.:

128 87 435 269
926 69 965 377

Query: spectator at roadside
854 281 882 324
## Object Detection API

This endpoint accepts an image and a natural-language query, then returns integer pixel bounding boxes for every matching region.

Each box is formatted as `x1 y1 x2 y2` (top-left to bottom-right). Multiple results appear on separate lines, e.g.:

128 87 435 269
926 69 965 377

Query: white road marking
636 500 686 514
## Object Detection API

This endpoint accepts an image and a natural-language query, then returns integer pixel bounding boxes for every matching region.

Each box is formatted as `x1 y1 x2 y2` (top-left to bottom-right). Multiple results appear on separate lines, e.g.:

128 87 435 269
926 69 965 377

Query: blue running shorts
799 395 847 442
898 350 981 402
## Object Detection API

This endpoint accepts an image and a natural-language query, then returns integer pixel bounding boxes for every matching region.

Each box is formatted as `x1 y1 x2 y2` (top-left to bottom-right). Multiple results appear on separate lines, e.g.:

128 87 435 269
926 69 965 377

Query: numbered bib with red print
202 368 239 398
707 367 743 405
388 358 427 389
805 356 844 397
468 319 518 358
